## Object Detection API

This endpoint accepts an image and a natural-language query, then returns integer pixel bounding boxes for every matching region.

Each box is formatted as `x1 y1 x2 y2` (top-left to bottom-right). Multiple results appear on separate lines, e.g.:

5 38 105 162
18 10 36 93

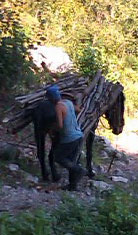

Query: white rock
111 176 128 183
92 180 113 191
26 174 39 184
2 185 12 190
28 45 73 73
86 191 91 196
8 164 19 171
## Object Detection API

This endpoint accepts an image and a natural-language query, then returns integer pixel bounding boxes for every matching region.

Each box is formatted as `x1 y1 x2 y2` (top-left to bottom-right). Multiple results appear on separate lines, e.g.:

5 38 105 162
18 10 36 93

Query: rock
0 143 20 161
65 233 74 235
112 169 124 176
8 163 19 171
115 161 127 168
91 180 113 192
96 165 105 174
28 45 73 73
100 150 109 159
115 152 123 159
2 185 12 190
86 190 91 196
102 137 112 146
110 176 128 183
25 174 39 184
130 175 137 181
104 146 116 154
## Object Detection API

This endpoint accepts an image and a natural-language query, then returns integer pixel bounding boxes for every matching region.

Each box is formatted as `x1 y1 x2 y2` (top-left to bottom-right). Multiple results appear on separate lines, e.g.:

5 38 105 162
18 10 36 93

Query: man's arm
55 103 66 129
74 104 81 114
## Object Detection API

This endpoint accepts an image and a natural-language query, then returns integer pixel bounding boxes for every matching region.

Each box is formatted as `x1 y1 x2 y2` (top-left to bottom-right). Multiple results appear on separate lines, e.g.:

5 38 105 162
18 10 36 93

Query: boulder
28 45 73 73
0 142 20 161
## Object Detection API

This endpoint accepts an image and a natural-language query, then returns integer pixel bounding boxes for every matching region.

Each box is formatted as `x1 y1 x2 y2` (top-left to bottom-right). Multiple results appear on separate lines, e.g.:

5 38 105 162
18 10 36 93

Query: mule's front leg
36 133 49 181
48 135 61 182
86 131 95 178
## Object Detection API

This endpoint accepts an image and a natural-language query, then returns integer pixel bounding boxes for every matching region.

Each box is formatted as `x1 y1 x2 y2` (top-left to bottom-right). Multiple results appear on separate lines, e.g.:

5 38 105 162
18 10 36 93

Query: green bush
0 190 137 235
52 194 106 235
73 44 105 78
53 191 138 235
97 191 138 235
0 210 52 235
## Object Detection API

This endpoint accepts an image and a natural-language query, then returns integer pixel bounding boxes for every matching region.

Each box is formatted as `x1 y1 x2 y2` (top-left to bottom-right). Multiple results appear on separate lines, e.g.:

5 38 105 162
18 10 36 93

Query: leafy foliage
97 190 138 235
0 0 138 115
74 44 105 78
0 191 137 235
0 209 52 235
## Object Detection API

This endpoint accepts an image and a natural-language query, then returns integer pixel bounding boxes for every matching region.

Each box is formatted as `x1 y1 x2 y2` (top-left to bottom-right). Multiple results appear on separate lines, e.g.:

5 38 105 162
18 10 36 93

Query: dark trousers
54 137 84 187
54 137 83 169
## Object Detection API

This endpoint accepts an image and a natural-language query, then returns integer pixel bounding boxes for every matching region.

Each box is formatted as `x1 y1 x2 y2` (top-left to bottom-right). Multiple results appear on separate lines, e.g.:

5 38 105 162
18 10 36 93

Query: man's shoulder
63 99 73 106
56 101 67 111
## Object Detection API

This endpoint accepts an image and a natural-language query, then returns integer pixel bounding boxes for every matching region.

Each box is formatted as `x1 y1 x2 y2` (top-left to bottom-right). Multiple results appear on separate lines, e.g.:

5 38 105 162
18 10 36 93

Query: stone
86 190 91 196
115 152 123 159
91 180 113 192
96 165 105 174
104 146 115 154
110 176 128 183
2 185 12 190
0 143 20 161
25 174 39 184
100 150 109 159
112 169 124 176
102 137 112 146
28 45 73 73
8 164 19 171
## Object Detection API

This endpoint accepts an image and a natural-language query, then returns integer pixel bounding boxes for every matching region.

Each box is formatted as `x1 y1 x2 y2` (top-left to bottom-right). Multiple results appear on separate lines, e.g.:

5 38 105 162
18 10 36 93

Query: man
47 85 86 191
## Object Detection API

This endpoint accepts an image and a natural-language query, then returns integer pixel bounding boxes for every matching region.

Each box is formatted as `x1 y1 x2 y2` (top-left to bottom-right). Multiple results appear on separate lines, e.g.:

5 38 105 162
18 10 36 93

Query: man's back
56 99 83 143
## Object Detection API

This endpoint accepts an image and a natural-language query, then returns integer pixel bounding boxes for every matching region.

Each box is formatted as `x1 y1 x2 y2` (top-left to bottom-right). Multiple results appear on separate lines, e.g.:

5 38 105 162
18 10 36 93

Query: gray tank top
59 100 83 143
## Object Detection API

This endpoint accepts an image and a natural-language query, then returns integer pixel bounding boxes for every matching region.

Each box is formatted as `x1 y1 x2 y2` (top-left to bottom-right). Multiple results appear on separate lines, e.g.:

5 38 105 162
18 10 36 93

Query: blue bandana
47 85 61 101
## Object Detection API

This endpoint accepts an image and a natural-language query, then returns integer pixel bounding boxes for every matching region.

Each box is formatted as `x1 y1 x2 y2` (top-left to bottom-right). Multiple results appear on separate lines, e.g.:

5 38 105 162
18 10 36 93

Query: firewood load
4 72 89 133
77 70 124 138
3 70 124 136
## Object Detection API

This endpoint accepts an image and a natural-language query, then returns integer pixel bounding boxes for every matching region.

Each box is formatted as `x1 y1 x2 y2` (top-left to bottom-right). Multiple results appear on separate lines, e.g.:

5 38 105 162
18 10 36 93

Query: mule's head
105 92 125 135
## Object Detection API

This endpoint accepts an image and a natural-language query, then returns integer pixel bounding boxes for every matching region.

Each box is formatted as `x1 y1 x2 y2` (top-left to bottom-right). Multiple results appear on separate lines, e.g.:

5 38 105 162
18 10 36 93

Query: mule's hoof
52 174 61 182
61 184 78 191
87 170 96 179
42 174 50 182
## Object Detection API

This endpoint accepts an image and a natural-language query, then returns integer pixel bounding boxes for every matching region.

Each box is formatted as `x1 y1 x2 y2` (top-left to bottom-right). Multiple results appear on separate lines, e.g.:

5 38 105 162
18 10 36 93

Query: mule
85 91 125 177
32 91 125 181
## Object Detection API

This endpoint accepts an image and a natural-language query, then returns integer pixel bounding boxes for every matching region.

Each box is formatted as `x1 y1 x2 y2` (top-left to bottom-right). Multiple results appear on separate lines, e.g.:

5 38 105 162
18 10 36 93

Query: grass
0 190 137 235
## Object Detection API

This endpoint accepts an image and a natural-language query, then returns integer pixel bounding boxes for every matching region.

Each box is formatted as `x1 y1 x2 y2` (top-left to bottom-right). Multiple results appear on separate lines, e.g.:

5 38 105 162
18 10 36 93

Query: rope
99 117 111 130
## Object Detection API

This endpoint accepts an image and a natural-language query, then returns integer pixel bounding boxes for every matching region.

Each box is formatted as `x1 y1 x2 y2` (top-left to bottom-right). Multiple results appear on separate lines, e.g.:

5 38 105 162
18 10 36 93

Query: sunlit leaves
0 0 138 114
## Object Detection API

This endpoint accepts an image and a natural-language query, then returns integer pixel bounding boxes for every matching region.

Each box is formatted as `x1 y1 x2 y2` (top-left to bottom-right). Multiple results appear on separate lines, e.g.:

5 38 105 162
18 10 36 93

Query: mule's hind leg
86 130 96 178
35 131 49 181
48 146 61 182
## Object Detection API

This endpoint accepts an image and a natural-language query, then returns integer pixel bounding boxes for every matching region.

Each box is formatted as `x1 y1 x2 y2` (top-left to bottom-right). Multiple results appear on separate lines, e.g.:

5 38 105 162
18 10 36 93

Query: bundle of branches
4 72 89 133
77 70 124 138
4 70 124 136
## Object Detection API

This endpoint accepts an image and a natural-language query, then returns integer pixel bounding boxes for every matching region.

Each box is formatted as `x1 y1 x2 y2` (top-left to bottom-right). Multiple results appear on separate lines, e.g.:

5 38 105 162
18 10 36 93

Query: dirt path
113 118 138 155
0 111 138 215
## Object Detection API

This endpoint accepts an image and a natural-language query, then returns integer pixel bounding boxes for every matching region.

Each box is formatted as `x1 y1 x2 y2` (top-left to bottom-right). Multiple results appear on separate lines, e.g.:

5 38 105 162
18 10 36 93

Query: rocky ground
0 103 138 215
